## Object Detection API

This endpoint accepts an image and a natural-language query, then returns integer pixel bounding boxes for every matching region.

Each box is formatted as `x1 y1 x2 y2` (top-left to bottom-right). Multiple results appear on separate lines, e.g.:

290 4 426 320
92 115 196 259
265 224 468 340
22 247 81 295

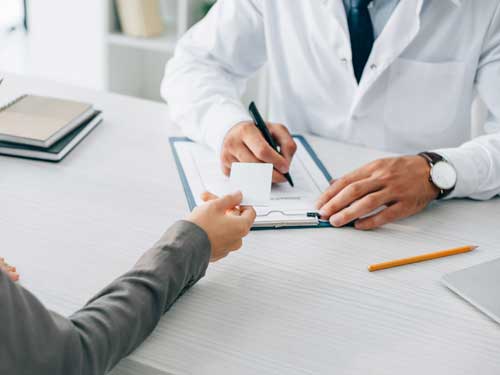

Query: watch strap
418 152 453 200
419 151 444 166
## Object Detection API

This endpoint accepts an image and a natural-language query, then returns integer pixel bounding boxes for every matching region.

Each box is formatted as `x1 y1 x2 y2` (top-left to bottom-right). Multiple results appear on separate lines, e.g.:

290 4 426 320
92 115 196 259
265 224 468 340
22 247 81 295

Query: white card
230 163 273 206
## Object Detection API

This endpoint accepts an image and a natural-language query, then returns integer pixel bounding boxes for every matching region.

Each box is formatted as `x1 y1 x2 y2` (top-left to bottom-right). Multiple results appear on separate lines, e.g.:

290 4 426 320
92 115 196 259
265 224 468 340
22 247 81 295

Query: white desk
2 74 500 375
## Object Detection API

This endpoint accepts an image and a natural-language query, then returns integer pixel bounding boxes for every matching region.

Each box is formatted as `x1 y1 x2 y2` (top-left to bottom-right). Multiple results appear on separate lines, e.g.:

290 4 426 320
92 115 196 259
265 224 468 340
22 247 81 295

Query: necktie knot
351 0 371 9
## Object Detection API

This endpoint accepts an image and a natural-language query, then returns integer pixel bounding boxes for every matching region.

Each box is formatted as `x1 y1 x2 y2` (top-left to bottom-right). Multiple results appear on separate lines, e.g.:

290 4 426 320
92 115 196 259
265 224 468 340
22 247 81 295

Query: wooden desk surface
2 74 500 375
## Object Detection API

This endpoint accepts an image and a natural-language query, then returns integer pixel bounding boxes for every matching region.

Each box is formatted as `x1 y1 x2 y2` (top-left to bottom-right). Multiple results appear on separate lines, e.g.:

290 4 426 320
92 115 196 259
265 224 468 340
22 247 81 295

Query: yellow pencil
368 245 478 272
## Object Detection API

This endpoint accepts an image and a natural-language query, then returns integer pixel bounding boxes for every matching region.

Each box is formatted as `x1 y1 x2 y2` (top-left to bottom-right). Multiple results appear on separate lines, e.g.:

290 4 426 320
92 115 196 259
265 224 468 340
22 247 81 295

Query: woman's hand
0 257 19 282
187 191 256 262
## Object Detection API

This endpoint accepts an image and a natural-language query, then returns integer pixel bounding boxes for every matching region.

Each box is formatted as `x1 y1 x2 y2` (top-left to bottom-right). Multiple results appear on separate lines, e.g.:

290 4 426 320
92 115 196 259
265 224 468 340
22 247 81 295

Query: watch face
431 161 457 190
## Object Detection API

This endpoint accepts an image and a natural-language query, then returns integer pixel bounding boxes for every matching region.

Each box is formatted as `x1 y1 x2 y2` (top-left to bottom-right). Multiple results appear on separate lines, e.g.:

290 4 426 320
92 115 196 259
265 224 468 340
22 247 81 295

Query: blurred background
0 0 266 106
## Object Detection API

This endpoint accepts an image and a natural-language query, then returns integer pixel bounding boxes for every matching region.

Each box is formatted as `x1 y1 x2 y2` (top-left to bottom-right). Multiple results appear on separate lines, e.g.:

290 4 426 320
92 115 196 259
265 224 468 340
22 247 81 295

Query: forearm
0 220 211 375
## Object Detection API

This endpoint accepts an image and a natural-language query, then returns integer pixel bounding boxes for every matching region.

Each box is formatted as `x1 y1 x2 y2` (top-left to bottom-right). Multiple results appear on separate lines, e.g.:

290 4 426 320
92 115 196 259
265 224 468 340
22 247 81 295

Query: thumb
214 191 243 211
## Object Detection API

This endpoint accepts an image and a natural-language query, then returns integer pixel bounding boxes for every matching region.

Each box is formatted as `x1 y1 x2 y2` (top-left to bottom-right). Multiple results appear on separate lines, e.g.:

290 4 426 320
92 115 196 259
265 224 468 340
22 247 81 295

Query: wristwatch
418 152 457 200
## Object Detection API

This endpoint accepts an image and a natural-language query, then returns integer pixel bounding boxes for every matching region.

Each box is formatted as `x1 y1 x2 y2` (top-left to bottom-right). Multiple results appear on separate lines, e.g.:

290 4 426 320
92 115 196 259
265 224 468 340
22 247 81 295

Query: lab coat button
370 64 377 70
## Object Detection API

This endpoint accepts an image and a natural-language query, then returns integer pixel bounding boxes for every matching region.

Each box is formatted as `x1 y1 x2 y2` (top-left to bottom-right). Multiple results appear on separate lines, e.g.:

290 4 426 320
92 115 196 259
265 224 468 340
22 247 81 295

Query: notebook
442 258 500 324
170 136 333 230
0 111 102 162
0 94 95 148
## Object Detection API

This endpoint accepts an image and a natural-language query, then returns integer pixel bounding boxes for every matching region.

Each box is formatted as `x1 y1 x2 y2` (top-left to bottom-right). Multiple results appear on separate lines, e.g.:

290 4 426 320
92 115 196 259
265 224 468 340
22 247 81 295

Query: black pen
249 101 294 187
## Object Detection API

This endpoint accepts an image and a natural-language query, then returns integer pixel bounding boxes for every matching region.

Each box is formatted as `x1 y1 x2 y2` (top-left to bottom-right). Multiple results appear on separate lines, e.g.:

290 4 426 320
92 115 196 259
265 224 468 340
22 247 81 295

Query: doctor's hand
188 191 256 262
316 156 440 230
221 121 297 183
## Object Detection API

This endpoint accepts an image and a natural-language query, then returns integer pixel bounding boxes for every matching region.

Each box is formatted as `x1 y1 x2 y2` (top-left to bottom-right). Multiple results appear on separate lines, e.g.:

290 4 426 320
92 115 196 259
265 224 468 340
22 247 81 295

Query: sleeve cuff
433 146 485 199
203 100 252 158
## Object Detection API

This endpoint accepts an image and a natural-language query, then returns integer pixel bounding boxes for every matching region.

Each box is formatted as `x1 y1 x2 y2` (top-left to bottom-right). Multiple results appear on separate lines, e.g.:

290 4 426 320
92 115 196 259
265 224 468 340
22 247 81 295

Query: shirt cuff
203 100 252 157
433 146 485 199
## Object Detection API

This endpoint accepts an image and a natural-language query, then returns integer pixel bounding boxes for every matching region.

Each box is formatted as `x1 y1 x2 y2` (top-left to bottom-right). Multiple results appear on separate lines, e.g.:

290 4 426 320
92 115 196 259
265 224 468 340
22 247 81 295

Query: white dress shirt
162 0 500 200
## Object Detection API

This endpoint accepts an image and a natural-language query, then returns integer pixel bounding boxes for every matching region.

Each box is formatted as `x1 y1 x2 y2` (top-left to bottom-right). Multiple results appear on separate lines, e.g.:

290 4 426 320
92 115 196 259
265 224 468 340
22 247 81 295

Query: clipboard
170 135 333 230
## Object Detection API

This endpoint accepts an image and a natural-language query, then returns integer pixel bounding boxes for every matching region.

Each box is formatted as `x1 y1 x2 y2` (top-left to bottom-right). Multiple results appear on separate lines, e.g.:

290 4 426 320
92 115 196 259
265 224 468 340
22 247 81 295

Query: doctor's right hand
188 191 256 262
221 121 297 184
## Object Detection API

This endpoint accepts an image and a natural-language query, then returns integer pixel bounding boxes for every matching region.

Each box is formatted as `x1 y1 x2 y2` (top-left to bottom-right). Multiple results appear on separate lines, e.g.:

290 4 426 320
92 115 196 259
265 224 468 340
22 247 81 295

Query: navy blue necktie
347 0 375 83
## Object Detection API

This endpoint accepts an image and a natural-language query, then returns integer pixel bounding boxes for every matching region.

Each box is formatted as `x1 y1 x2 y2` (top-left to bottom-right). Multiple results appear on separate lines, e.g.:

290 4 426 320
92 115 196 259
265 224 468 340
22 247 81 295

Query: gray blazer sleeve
0 220 211 375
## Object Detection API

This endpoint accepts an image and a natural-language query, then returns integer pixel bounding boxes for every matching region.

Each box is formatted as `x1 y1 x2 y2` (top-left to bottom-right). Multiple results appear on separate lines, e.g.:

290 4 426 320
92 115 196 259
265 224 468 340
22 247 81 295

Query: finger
239 206 257 227
227 207 242 216
202 192 241 215
272 170 287 184
318 178 383 219
242 127 289 173
214 191 243 211
9 272 19 282
221 153 238 177
201 191 218 202
269 124 297 162
232 143 263 164
329 190 389 227
355 202 405 230
316 168 372 209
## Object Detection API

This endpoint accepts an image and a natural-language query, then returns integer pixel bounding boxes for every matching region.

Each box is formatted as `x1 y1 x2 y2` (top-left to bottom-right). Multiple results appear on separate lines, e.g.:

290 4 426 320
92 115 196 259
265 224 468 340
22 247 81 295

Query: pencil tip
471 246 479 250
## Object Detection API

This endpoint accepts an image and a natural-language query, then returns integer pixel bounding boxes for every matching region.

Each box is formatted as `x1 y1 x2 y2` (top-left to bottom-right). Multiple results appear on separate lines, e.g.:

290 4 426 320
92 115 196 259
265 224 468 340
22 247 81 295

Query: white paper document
172 137 331 228
230 163 273 206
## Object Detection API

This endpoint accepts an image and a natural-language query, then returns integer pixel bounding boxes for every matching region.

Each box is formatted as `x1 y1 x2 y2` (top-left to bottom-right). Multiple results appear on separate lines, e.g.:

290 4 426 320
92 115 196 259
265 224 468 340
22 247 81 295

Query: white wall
28 0 106 89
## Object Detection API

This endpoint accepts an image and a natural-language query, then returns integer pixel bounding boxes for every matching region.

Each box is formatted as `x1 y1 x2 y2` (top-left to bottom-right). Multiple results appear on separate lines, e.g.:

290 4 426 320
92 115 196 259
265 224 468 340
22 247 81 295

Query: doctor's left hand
316 156 440 230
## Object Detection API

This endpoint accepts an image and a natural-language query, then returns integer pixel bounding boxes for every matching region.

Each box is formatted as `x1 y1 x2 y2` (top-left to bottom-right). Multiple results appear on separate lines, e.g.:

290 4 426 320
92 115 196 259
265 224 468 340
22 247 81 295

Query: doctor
163 0 500 229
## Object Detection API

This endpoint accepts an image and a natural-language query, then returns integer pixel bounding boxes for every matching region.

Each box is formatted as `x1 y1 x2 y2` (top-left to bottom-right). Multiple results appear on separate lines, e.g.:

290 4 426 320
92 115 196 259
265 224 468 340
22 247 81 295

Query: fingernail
318 209 326 218
330 214 342 227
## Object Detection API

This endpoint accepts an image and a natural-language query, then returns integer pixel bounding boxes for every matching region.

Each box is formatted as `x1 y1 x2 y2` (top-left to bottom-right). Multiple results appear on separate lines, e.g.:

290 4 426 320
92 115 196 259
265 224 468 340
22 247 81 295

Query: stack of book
0 95 102 162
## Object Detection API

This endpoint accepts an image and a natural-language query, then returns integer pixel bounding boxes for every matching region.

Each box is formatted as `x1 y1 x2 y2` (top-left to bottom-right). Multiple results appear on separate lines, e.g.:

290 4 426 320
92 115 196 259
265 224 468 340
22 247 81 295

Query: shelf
107 32 178 53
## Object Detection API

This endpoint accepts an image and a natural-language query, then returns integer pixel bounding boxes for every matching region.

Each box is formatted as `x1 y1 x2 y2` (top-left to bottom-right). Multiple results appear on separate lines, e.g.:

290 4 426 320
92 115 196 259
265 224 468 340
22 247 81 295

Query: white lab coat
162 0 500 200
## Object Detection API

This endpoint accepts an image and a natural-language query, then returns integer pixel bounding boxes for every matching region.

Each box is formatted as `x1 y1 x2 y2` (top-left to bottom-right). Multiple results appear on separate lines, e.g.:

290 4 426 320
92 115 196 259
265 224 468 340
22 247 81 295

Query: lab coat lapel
321 0 352 59
352 0 424 113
